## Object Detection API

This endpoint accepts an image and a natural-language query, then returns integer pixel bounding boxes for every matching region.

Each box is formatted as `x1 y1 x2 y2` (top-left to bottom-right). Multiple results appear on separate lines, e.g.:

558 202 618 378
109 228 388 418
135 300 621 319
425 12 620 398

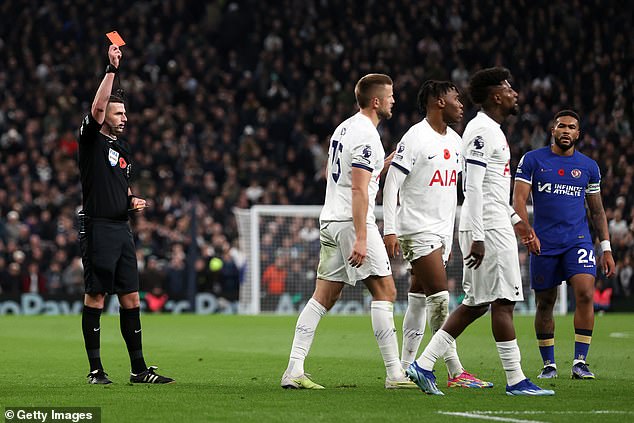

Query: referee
79 44 173 384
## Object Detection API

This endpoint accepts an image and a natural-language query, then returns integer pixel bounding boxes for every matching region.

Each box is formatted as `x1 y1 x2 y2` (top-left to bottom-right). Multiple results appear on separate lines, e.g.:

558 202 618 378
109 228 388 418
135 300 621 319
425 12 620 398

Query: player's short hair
108 88 126 105
355 74 393 108
417 80 458 114
468 67 512 105
554 109 580 124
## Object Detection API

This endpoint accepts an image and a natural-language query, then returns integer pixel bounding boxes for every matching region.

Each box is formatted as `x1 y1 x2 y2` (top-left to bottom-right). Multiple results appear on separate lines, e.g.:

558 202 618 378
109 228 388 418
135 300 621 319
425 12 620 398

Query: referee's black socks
82 305 104 372
119 307 148 374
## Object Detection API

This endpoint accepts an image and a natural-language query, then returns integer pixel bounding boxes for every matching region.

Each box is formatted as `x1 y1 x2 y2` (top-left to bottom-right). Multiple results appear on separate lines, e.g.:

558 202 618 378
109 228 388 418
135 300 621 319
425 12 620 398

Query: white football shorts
317 220 392 286
459 227 524 306
398 232 451 265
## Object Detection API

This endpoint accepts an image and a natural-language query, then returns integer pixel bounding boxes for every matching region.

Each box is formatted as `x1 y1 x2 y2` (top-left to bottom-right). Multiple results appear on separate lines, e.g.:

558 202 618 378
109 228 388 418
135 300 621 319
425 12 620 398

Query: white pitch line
461 410 634 415
438 412 547 423
609 332 632 338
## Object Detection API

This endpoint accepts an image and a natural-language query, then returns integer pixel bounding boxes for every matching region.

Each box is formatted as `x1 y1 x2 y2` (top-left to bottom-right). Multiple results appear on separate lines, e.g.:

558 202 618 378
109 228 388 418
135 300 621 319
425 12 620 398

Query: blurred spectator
609 209 631 247
593 280 613 313
218 248 241 314
140 256 167 293
166 244 187 296
286 260 312 302
618 256 632 297
5 211 22 242
298 219 319 243
4 262 23 295
195 257 214 293
141 254 170 312
61 257 84 295
262 255 287 299
45 261 64 294
21 261 46 293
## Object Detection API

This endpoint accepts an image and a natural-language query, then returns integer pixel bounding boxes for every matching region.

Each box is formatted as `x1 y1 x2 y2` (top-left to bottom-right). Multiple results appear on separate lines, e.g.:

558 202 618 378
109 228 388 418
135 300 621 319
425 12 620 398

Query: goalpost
234 205 567 315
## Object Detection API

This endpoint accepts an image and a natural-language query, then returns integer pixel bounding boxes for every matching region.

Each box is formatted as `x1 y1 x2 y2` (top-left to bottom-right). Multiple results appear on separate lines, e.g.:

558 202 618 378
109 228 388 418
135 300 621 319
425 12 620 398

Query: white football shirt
320 112 385 224
384 118 461 237
459 111 515 240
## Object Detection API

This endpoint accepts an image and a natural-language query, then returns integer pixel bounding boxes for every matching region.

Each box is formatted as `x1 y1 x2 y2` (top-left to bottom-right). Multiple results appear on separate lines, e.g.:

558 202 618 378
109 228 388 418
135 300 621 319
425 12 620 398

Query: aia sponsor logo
429 169 457 186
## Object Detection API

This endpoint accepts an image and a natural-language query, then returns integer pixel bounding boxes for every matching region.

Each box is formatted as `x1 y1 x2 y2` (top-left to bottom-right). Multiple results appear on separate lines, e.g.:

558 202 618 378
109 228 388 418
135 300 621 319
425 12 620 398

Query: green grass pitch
1 313 633 422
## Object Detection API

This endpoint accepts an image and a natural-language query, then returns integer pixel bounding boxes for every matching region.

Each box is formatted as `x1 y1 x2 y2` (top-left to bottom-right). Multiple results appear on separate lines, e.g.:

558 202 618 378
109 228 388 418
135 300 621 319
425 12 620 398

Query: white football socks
416 328 454 371
496 339 526 386
371 301 402 380
401 292 426 370
286 298 327 378
427 290 463 377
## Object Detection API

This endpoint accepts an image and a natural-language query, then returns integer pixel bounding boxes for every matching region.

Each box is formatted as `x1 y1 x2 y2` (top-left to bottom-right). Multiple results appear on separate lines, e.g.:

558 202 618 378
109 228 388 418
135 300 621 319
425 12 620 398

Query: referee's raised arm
91 44 121 124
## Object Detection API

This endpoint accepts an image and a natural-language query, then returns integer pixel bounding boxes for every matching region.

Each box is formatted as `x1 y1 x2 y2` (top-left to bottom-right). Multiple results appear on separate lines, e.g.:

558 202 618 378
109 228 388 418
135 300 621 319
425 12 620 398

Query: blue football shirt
515 146 601 254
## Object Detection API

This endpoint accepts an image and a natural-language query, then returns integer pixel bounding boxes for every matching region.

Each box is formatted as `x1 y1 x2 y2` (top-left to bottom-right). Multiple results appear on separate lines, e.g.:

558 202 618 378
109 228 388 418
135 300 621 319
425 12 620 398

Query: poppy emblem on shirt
558 169 565 176
571 169 581 178
444 149 451 159
119 157 127 168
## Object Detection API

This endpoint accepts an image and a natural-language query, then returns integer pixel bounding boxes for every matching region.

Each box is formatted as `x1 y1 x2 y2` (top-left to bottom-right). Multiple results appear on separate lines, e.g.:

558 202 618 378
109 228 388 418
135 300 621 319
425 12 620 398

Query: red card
106 31 126 47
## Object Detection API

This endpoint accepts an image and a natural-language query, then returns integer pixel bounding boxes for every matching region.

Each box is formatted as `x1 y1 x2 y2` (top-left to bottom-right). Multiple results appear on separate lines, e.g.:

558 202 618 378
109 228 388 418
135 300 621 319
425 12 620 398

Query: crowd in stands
0 0 632 309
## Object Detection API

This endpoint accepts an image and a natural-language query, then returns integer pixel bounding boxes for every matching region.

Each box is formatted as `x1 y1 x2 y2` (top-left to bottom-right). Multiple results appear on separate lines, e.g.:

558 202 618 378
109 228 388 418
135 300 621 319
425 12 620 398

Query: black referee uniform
78 113 138 294
80 46 173 385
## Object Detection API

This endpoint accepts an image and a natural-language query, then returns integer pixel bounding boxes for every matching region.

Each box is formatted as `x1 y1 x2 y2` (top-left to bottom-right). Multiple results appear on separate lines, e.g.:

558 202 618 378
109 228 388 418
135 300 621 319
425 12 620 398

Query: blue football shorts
529 243 597 291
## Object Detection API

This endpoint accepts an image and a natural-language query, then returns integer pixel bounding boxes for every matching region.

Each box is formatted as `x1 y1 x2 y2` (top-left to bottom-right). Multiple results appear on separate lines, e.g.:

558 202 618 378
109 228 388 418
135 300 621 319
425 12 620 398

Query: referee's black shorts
79 214 139 295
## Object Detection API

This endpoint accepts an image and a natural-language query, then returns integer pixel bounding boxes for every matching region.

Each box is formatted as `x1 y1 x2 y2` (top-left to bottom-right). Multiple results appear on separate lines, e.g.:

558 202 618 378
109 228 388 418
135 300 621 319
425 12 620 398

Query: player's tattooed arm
587 192 616 277
587 193 609 241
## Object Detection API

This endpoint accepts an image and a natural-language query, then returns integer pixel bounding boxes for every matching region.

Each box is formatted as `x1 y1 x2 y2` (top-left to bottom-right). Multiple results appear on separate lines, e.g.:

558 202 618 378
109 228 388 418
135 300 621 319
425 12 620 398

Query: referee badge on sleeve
108 148 119 166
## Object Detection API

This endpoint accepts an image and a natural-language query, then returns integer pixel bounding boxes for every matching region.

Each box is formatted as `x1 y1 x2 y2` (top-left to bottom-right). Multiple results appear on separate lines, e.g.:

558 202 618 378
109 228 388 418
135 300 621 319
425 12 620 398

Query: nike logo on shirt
428 155 437 159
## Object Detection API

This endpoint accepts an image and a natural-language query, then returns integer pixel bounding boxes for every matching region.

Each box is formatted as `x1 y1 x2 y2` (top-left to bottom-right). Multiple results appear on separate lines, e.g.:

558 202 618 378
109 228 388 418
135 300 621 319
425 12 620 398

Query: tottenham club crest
571 169 582 178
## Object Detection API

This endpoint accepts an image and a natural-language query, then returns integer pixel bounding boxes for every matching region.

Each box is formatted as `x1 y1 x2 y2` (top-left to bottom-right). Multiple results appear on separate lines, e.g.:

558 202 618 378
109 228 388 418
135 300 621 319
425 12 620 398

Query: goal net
234 205 566 315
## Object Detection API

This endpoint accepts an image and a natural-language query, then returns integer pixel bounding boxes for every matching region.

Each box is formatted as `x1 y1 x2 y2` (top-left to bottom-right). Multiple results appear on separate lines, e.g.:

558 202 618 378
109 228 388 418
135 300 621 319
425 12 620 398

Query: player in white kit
383 80 492 389
406 68 554 396
281 74 413 389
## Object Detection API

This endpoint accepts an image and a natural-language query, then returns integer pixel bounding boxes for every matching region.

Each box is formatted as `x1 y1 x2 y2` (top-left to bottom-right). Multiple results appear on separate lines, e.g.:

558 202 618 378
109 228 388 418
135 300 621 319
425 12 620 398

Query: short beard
107 123 123 137
377 109 392 121
554 138 575 151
